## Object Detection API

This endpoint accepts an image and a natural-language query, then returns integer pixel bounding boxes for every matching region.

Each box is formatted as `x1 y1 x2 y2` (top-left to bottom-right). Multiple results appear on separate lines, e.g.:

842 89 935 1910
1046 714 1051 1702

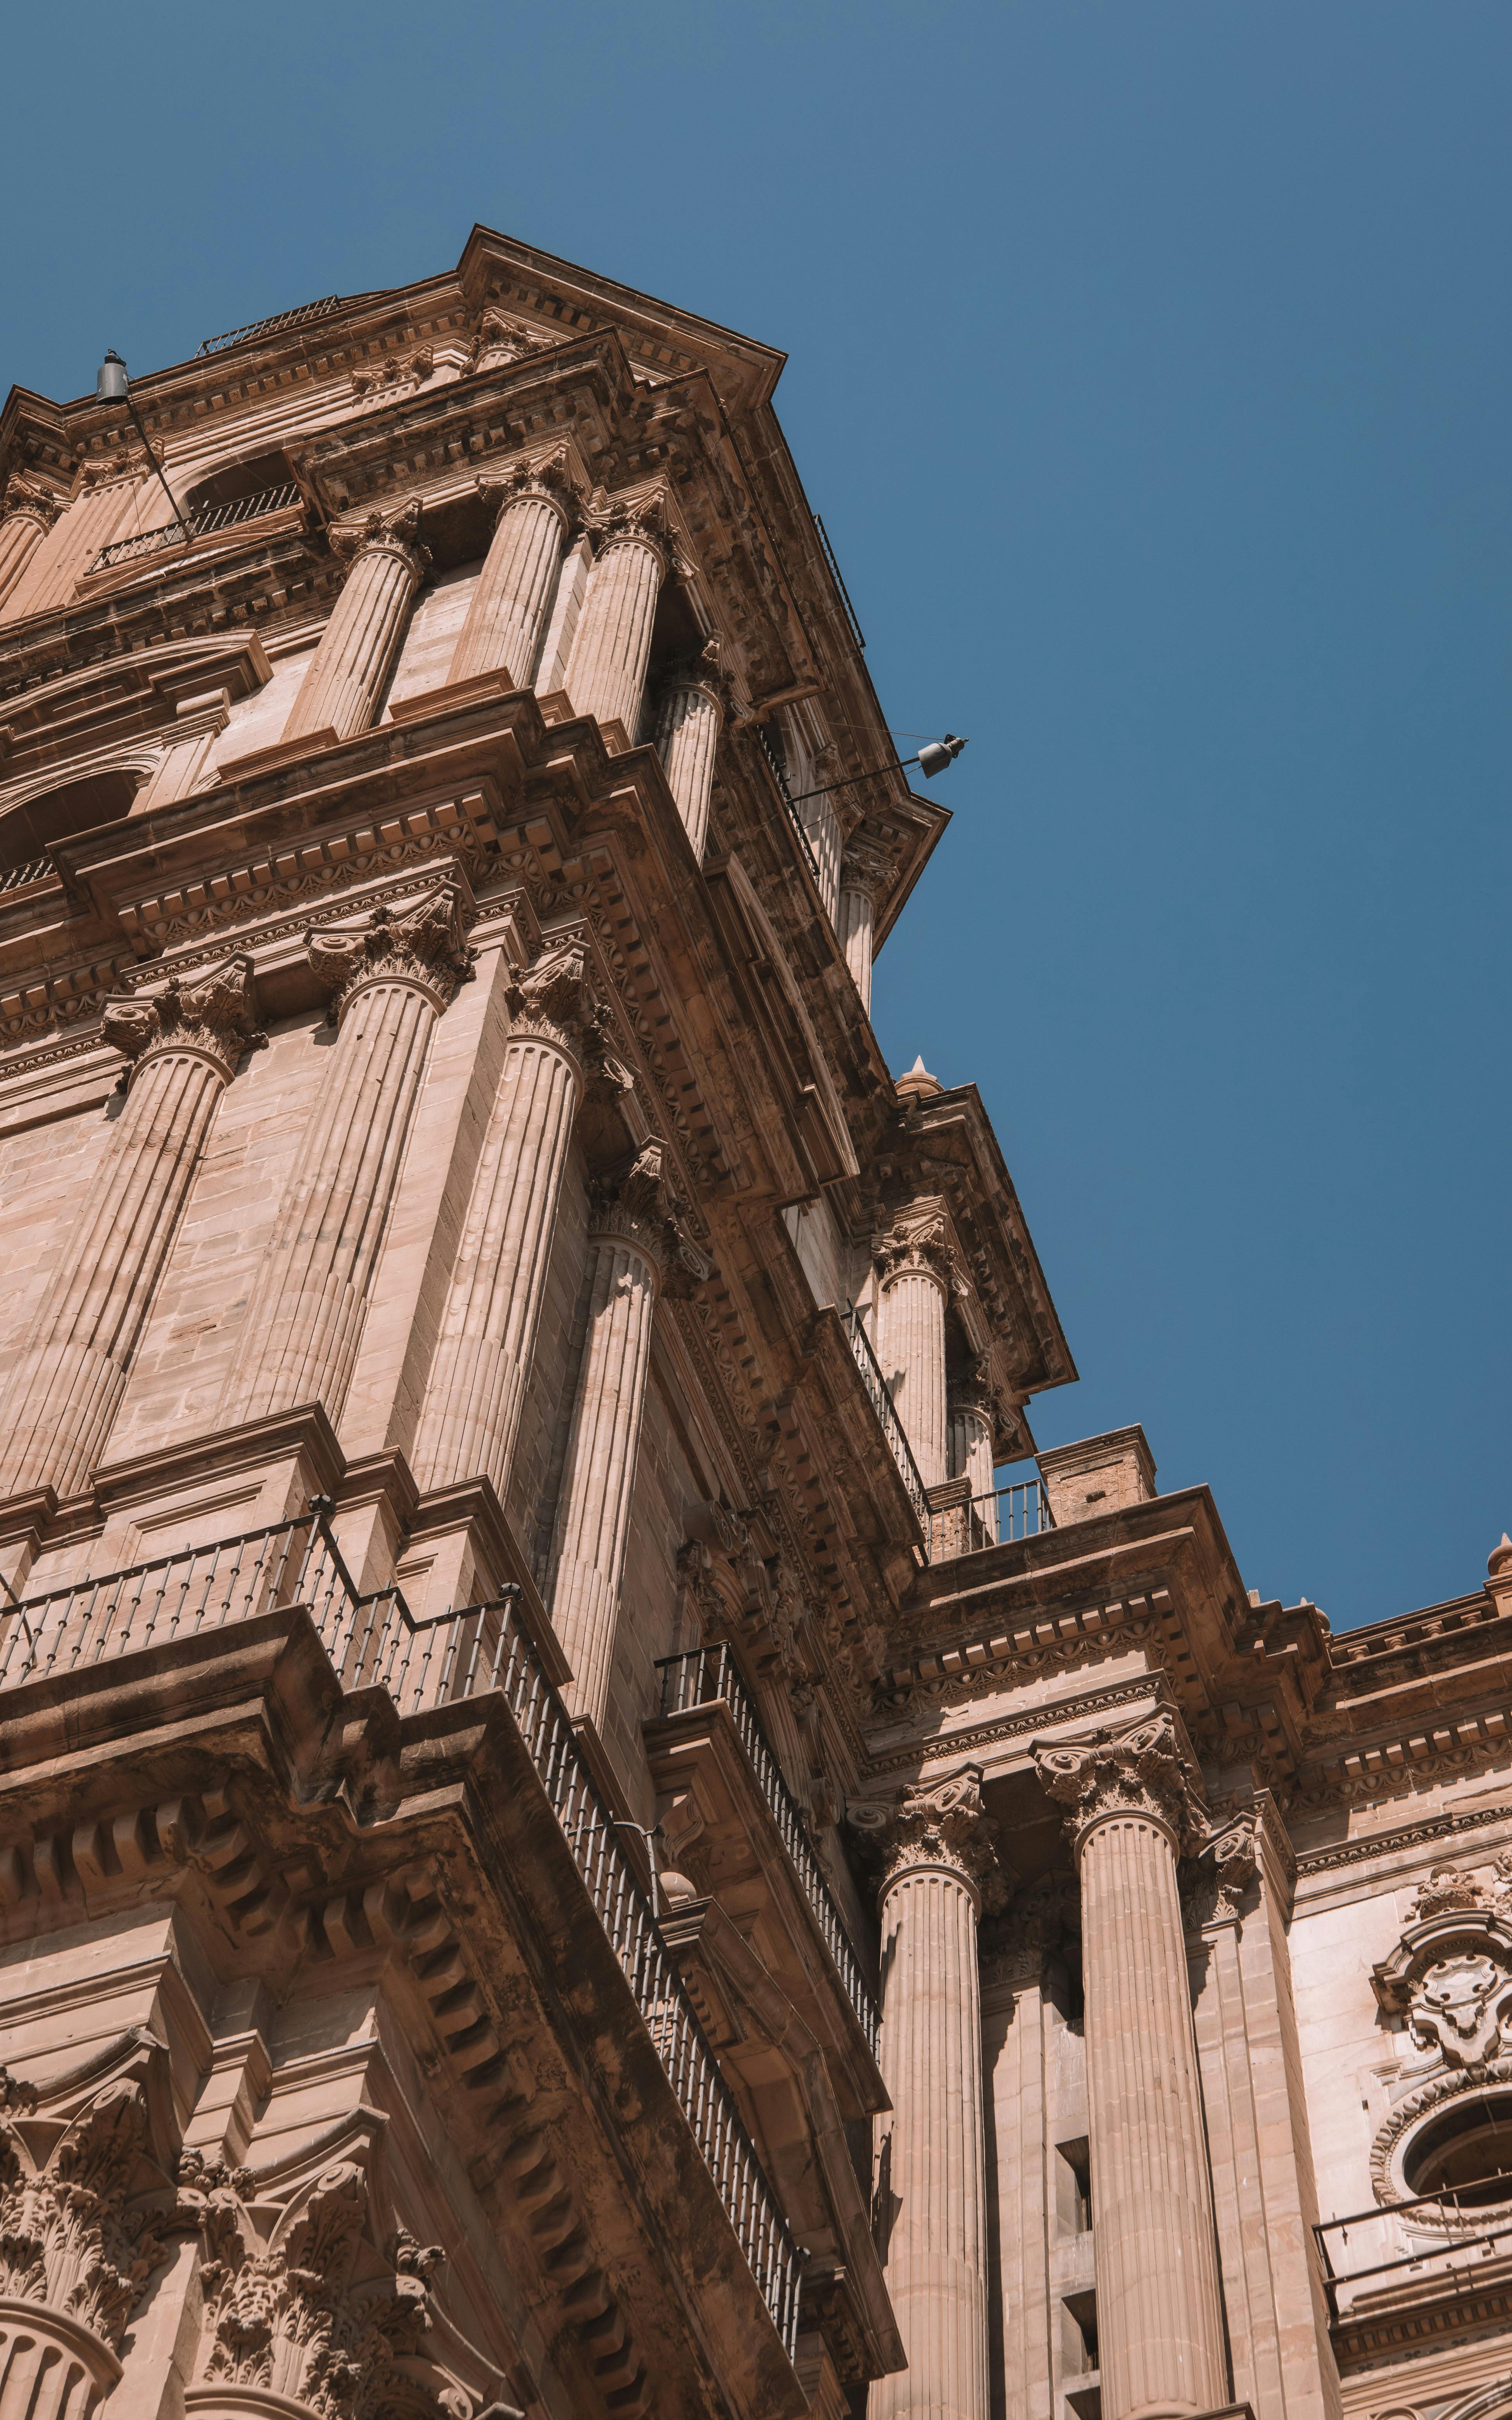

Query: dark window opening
0 767 140 875
183 450 295 515
1062 2290 1099 2376
1056 2137 1093 2236
1405 2093 1512 2207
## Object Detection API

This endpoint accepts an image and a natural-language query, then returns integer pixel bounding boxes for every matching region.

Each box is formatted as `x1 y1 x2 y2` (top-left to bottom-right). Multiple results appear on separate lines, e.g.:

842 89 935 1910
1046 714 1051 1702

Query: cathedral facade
0 227 1505 2420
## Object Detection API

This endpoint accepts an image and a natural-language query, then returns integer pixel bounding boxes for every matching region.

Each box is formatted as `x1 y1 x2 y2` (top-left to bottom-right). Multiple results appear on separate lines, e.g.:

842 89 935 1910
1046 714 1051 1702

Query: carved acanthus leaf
307 882 474 1020
4 473 62 529
1031 1709 1209 1856
101 953 262 1082
848 1765 1006 1909
330 496 429 579
504 938 598 1053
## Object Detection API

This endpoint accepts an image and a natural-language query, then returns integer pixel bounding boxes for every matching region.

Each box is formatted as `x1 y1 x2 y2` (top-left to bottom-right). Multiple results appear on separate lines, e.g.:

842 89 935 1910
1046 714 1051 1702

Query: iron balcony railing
930 1478 1056 1559
754 726 823 890
813 513 867 652
843 1307 930 1539
1314 2184 1512 2325
196 296 346 356
89 482 303 575
0 1511 801 2355
656 1642 880 2059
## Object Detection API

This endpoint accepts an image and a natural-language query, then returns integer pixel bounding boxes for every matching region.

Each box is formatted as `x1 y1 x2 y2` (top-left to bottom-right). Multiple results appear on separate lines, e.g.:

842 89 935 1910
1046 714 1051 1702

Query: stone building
0 225 1505 2420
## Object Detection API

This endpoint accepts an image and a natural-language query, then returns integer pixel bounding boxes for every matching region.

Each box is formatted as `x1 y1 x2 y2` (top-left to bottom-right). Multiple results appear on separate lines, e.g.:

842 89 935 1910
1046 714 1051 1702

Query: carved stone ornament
3 473 62 528
847 1766 1006 1911
1031 1709 1210 1857
589 1141 708 1296
503 938 599 1056
101 953 263 1085
330 497 430 583
306 883 474 1022
189 2144 466 2420
478 447 575 523
1372 1871 1512 2071
839 840 893 904
0 2028 180 2358
873 1212 954 1296
586 489 671 572
469 307 552 370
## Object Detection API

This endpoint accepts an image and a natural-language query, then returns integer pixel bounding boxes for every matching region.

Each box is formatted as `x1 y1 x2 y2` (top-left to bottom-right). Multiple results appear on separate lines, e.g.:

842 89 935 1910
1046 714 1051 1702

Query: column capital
478 445 578 529
307 879 474 1021
505 935 601 1055
589 1141 708 1295
839 838 893 902
875 1208 956 1295
329 493 430 584
585 486 674 576
3 471 63 531
1031 1708 1209 1857
849 1765 1005 1910
658 634 725 710
101 952 263 1085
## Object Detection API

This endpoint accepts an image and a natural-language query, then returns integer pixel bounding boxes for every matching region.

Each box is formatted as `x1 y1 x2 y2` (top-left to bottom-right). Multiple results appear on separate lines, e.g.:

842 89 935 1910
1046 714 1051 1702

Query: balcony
755 724 825 890
656 1644 879 2062
844 1308 930 1537
1315 2188 1512 2364
929 1476 1056 1559
0 1508 802 2357
88 481 303 575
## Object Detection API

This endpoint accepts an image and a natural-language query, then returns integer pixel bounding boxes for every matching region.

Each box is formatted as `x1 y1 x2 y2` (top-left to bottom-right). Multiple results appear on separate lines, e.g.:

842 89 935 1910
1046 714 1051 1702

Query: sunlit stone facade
0 226 1505 2420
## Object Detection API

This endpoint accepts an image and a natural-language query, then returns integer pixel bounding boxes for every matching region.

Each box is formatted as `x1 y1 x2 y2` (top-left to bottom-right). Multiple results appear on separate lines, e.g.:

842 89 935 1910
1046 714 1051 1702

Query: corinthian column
0 476 61 610
1031 1712 1228 2420
653 641 723 855
283 498 430 744
875 1214 953 1489
562 501 668 740
837 842 889 1013
949 1363 997 1543
848 1768 999 2420
547 1143 703 1723
0 957 261 1502
449 454 573 688
227 882 471 1431
413 939 598 1497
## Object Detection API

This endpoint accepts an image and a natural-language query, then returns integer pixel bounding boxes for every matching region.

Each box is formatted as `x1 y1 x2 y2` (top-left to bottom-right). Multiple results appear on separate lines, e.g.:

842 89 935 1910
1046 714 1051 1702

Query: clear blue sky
3 3 1507 1631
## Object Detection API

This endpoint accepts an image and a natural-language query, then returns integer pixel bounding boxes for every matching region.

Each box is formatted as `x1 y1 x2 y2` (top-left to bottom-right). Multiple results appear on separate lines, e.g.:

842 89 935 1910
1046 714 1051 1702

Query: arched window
0 767 140 876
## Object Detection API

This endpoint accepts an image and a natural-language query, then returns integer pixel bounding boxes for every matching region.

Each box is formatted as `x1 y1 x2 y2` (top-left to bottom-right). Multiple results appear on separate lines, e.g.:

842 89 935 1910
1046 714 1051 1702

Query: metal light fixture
95 350 185 534
787 732 968 807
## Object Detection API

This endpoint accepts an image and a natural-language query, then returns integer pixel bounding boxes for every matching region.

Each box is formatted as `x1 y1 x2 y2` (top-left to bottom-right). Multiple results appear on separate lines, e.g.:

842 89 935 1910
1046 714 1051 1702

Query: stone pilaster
875 1217 953 1489
562 500 668 740
0 475 62 609
849 1769 999 2420
412 939 597 1497
653 644 722 856
547 1142 703 1725
837 843 889 1013
1031 1711 1228 2420
0 956 261 1502
228 882 472 1430
283 498 430 745
449 454 573 688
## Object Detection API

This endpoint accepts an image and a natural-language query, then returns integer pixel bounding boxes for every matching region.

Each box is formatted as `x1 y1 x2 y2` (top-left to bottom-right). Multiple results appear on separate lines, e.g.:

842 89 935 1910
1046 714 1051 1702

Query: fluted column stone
413 939 598 1496
849 1769 1000 2420
838 842 889 1013
0 957 261 1501
283 498 429 744
547 1142 703 1722
1032 1712 1228 2420
226 882 471 1431
0 477 62 610
875 1217 953 1490
563 502 668 740
654 648 722 856
449 455 573 688
949 1366 997 1542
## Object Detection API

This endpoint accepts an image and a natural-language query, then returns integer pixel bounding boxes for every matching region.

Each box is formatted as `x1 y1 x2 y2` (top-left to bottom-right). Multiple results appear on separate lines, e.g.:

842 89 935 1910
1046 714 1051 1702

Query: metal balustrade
813 513 867 651
656 1642 880 2059
1315 2185 1512 2325
843 1307 930 1538
89 483 303 575
754 726 824 890
196 297 346 356
0 1511 801 2354
930 1478 1056 1559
